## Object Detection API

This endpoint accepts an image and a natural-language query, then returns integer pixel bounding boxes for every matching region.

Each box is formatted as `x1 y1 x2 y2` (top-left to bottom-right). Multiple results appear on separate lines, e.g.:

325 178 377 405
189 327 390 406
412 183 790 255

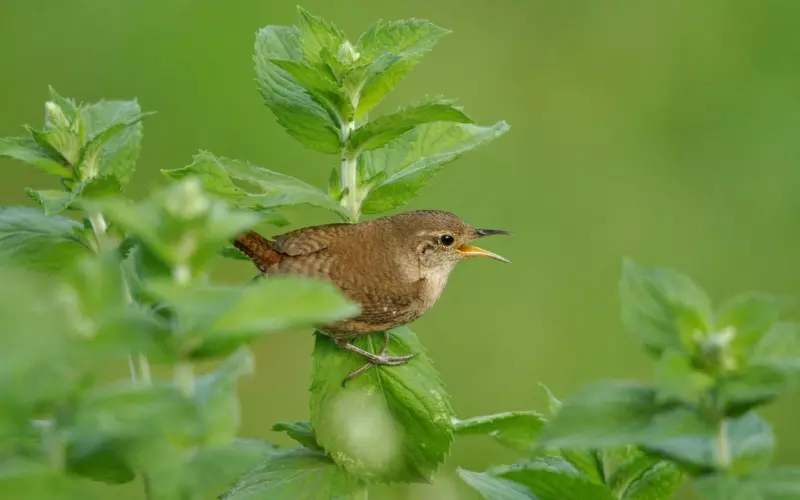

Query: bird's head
388 210 511 274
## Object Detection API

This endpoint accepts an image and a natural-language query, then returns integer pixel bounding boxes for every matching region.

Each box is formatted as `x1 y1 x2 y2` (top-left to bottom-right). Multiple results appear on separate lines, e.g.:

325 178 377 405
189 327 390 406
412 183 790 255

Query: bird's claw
339 334 419 386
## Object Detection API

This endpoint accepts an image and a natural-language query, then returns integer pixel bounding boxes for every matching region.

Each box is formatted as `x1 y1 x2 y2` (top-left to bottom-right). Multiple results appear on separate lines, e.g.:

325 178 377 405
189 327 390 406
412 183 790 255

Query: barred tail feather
233 231 280 273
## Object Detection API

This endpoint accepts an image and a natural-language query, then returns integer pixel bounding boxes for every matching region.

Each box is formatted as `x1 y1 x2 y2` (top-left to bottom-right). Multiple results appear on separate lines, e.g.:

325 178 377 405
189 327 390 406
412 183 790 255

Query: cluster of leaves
0 89 358 498
0 6 513 499
456 261 800 500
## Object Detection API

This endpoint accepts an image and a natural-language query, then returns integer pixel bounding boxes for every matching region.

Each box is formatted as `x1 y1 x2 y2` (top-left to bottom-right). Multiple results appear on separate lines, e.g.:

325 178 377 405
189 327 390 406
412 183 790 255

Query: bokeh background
3 1 800 498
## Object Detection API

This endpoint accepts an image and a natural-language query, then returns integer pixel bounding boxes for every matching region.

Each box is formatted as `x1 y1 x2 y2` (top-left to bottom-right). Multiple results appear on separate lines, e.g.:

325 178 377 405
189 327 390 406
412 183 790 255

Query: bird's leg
379 330 390 356
336 333 419 386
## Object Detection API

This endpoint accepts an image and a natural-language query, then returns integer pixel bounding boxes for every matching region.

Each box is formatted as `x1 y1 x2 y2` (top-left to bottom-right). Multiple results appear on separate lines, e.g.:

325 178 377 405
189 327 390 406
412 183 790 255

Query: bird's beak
457 228 512 263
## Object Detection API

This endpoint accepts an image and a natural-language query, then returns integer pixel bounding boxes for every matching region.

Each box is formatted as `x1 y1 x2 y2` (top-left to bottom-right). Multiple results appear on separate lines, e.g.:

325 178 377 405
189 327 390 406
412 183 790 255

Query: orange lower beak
457 244 511 263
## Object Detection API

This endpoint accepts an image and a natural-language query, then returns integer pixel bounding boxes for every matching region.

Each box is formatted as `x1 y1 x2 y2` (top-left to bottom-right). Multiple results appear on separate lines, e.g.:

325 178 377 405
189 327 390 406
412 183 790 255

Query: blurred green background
3 1 800 498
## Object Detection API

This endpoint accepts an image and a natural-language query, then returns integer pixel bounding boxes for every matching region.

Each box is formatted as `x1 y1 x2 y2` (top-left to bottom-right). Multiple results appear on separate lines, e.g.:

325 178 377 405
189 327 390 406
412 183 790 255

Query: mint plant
456 261 800 500
0 6 511 499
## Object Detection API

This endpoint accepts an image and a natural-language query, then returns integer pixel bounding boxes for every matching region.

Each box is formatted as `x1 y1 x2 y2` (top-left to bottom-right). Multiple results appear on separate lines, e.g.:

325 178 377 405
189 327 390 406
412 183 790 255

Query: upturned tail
233 231 280 273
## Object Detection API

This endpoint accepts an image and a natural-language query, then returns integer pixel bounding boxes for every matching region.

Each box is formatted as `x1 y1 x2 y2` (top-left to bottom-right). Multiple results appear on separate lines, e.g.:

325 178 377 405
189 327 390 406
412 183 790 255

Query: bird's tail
233 231 281 273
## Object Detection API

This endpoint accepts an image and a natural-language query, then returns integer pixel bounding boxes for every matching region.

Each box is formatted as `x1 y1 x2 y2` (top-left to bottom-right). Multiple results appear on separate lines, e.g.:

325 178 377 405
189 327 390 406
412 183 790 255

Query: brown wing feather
272 223 351 255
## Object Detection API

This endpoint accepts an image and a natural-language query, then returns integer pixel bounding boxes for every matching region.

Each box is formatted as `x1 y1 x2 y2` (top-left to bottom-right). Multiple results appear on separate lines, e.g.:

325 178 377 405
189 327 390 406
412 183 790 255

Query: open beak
456 228 512 263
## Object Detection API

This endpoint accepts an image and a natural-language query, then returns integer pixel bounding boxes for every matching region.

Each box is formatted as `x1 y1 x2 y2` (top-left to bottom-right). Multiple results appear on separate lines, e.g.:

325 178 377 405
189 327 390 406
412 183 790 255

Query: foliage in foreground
1 5 797 500
457 261 800 500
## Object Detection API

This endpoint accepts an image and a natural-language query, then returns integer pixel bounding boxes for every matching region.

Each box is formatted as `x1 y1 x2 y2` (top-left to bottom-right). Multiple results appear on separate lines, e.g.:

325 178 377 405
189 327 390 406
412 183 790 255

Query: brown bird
233 209 510 383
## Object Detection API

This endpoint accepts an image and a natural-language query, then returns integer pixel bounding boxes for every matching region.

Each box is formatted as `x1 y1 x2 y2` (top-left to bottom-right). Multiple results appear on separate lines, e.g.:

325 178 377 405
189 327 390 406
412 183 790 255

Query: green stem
340 90 361 222
88 211 152 383
715 418 731 469
172 262 195 397
174 362 195 397
340 124 359 222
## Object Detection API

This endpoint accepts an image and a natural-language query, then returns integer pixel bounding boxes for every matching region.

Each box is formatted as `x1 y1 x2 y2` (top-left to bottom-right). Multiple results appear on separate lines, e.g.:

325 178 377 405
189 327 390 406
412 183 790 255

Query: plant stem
172 262 195 397
174 362 195 397
88 211 152 384
340 88 361 222
715 418 731 469
340 121 359 222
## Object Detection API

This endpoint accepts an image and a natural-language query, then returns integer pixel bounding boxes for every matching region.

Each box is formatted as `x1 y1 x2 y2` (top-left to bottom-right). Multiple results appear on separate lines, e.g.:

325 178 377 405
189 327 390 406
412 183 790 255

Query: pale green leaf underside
222 448 362 500
273 420 322 451
163 151 348 217
0 206 91 273
310 327 453 483
454 411 547 452
360 121 509 214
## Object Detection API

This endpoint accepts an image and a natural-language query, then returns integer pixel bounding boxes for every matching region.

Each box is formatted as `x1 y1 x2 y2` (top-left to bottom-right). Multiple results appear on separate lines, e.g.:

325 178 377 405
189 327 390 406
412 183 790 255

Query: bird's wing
273 223 351 256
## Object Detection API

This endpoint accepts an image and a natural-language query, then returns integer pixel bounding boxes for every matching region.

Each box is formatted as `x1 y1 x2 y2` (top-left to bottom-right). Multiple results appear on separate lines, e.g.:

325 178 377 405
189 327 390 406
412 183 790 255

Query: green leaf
457 468 537 500
346 101 472 154
24 188 74 215
145 276 359 359
273 420 323 451
78 99 148 184
655 350 715 405
296 6 347 66
752 322 800 374
716 293 786 359
619 259 714 357
66 436 136 484
491 456 615 500
66 382 195 484
254 25 342 153
538 381 773 473
0 206 92 272
310 327 453 482
0 267 83 435
694 467 800 500
144 438 277 499
192 348 255 444
90 178 260 272
47 86 80 123
360 121 509 214
0 136 72 178
716 365 787 416
26 174 122 215
621 461 682 500
454 411 547 452
220 246 252 261
222 448 363 500
270 60 352 120
163 151 349 218
716 322 800 415
539 383 562 416
353 20 450 116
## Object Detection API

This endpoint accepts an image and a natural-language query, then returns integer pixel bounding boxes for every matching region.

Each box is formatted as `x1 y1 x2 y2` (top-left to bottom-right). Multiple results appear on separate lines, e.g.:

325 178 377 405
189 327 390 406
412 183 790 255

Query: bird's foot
337 332 419 386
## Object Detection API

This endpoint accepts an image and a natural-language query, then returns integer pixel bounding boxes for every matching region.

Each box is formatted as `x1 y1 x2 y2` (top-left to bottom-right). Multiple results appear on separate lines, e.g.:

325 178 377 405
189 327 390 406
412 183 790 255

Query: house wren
234 209 510 383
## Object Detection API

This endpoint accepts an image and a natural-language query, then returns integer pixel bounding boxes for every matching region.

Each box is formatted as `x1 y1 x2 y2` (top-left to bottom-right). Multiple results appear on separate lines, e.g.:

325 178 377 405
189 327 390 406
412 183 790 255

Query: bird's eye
440 234 455 246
